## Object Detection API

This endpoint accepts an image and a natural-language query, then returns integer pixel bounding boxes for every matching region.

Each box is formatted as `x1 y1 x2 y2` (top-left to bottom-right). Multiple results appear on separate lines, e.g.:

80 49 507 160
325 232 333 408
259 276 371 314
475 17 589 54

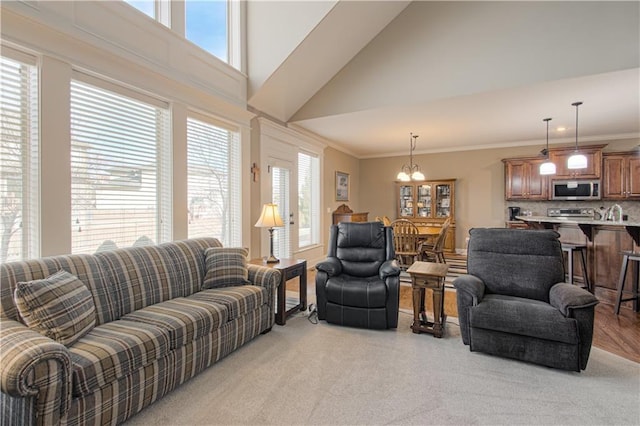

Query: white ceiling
247 1 640 159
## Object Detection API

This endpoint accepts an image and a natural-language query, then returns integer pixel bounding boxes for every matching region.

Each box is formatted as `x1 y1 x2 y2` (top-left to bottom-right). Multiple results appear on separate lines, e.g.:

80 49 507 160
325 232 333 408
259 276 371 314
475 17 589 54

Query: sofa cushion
14 270 96 346
123 297 228 349
189 286 267 320
325 275 387 308
69 320 171 396
469 294 579 344
202 247 250 289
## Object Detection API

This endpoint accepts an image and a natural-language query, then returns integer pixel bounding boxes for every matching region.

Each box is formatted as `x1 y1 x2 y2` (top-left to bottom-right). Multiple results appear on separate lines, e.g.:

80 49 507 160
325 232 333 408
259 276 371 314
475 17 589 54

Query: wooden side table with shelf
249 258 307 325
406 261 449 338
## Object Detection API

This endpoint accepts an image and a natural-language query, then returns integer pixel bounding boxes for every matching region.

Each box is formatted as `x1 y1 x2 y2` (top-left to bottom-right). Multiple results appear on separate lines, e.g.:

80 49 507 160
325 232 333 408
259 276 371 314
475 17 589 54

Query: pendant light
567 101 587 169
397 133 425 181
539 117 556 175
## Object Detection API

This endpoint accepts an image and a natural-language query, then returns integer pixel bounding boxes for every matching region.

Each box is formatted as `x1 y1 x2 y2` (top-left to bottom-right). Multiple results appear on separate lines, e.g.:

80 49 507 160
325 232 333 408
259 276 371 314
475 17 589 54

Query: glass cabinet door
435 183 451 218
416 184 431 217
399 185 414 217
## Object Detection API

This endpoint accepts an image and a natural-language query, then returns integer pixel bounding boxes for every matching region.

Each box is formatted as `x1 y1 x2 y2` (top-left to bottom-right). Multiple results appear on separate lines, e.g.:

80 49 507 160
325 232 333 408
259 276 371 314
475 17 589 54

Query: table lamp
254 203 284 263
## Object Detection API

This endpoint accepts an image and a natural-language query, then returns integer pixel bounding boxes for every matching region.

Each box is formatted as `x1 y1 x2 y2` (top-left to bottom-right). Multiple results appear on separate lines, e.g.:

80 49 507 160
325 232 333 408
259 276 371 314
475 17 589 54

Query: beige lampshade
254 203 284 228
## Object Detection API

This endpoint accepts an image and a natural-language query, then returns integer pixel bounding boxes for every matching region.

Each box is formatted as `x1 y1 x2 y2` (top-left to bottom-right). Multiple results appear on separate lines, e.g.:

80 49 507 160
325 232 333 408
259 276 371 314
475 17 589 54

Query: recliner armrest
549 283 599 316
316 257 342 277
379 259 400 280
452 274 486 305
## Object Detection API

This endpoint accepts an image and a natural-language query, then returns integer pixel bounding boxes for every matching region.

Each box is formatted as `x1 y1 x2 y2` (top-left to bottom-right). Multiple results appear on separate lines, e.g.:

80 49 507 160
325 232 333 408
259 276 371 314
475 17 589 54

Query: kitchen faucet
606 204 623 222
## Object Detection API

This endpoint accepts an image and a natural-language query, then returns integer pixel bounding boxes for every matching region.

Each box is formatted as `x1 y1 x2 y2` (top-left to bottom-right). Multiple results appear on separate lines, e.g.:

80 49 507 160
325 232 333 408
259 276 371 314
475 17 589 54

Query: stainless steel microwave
552 179 601 200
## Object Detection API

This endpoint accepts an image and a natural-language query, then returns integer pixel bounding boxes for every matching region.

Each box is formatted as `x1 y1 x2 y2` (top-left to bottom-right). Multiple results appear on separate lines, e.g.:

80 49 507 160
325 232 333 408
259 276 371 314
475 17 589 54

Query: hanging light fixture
567 101 587 169
539 117 556 175
397 133 425 181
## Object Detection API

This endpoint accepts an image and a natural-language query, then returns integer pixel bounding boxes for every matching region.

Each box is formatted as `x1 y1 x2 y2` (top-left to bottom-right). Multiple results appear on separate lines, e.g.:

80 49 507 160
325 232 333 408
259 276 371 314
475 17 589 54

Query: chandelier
397 133 425 182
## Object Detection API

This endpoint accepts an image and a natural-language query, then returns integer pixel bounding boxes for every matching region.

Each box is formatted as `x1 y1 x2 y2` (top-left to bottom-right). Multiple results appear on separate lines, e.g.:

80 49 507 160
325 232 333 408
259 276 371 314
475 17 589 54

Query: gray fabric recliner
453 228 599 371
315 222 401 329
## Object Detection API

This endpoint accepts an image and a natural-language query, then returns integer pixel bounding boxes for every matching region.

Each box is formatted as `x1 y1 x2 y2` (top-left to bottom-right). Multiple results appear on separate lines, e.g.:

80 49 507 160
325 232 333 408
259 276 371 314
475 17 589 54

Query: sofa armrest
452 274 485 305
0 318 72 424
549 283 599 316
247 264 281 291
315 257 342 277
452 274 486 346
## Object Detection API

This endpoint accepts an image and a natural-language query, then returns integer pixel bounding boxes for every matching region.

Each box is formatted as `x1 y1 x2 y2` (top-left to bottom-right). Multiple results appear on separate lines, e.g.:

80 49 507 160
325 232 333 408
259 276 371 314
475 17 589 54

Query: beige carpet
124 310 639 425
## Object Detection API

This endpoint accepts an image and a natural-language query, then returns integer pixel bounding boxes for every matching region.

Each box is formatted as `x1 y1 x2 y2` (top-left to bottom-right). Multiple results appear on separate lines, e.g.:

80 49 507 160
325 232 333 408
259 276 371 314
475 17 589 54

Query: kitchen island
517 215 639 309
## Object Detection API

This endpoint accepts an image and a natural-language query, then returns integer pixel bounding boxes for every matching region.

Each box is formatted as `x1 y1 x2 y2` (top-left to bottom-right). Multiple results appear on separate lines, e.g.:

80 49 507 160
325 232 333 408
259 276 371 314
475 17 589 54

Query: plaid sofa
0 238 281 425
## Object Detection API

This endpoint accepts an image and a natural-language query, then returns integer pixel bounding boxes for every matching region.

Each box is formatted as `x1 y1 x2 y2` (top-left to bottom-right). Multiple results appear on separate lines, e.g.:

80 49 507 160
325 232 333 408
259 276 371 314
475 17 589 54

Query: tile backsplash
505 200 639 222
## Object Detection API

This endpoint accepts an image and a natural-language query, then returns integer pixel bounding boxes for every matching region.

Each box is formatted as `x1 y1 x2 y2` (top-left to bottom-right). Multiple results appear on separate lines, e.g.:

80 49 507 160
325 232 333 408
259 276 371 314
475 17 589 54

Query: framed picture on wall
335 171 349 201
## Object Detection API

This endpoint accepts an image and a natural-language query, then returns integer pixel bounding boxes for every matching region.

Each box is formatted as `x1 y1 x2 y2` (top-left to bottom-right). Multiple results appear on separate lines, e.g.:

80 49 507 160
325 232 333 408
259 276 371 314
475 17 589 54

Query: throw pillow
14 270 96 346
202 247 250 289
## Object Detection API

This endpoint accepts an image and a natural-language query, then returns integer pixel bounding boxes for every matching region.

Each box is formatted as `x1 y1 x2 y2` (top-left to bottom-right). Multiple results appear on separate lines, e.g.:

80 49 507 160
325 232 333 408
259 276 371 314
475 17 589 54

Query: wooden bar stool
615 251 640 315
561 243 591 292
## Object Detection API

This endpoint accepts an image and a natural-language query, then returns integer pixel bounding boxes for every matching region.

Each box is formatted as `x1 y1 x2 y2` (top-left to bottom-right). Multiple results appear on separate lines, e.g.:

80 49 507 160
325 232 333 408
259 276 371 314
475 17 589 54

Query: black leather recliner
315 222 401 329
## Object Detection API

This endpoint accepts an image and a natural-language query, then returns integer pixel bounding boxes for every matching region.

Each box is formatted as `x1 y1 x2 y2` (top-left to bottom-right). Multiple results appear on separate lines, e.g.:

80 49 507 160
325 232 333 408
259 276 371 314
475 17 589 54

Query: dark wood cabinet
503 157 548 200
603 151 640 200
548 145 604 179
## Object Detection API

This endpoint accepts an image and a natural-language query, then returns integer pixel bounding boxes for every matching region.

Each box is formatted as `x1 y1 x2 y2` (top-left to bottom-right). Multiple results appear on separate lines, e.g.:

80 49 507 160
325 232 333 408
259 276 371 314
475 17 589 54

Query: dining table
416 226 440 246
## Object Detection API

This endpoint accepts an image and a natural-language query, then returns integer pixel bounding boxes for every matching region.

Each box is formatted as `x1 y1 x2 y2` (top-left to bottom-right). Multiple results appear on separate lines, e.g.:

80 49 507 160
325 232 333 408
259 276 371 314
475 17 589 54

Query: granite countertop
516 216 640 227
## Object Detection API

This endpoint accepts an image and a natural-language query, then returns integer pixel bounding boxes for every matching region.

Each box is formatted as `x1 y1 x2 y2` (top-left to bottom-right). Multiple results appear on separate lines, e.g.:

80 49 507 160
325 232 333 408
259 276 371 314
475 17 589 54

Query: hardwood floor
299 269 640 363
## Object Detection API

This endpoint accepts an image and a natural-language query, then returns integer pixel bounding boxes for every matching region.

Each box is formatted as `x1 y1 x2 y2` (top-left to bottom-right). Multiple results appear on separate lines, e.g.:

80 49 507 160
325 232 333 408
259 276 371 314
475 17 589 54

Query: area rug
124 310 639 425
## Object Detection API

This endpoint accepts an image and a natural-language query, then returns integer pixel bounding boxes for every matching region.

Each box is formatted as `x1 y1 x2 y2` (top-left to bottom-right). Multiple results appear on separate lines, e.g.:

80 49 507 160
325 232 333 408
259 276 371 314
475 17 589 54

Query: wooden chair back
423 217 451 263
375 216 392 226
390 219 421 269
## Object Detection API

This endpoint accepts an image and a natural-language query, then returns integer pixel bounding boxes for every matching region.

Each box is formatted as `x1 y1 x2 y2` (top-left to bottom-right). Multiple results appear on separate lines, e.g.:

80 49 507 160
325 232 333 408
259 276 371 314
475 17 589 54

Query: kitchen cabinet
548 145 605 179
503 157 549 200
603 151 640 200
396 179 456 252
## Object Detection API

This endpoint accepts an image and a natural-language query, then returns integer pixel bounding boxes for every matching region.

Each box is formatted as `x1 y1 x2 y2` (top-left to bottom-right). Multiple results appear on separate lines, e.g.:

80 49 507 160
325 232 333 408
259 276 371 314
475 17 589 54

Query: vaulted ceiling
247 1 640 158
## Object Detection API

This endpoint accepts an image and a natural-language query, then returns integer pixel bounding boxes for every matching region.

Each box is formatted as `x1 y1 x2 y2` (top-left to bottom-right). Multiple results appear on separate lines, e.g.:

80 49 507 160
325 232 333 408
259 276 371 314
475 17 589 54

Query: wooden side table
406 261 449 338
249 258 307 325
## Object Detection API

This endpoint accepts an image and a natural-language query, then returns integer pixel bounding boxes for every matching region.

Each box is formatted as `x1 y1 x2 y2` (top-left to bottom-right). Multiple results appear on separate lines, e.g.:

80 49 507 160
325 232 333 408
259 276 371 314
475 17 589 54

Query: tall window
187 115 241 246
0 52 39 262
298 152 320 248
185 0 228 61
70 75 171 254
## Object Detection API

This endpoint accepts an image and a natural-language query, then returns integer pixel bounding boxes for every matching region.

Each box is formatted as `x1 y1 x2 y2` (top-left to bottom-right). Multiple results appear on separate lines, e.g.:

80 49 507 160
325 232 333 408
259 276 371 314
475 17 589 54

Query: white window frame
0 47 39 262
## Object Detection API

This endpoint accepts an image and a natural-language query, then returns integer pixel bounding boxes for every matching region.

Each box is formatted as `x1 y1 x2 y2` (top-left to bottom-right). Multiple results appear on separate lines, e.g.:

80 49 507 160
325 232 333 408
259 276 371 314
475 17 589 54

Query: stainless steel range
547 207 595 218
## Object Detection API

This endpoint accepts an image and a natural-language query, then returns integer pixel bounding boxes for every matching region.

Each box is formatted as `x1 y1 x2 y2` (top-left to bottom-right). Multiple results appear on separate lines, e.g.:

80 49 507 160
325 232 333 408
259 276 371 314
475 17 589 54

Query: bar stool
614 251 640 315
561 243 591 292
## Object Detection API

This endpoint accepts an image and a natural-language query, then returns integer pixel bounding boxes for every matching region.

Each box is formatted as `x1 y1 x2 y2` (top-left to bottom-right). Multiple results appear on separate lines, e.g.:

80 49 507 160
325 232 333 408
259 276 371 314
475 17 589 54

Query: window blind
186 115 241 246
70 78 170 254
0 53 39 262
297 152 320 248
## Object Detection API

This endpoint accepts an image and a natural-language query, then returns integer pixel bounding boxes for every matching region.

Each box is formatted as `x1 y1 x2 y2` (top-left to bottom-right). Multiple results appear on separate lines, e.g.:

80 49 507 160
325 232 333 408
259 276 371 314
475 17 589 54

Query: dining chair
390 219 422 270
375 216 392 226
422 217 451 263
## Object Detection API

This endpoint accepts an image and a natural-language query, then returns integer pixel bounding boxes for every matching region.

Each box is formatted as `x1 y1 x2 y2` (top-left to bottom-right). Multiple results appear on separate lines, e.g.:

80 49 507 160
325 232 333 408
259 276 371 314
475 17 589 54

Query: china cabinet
396 179 456 252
